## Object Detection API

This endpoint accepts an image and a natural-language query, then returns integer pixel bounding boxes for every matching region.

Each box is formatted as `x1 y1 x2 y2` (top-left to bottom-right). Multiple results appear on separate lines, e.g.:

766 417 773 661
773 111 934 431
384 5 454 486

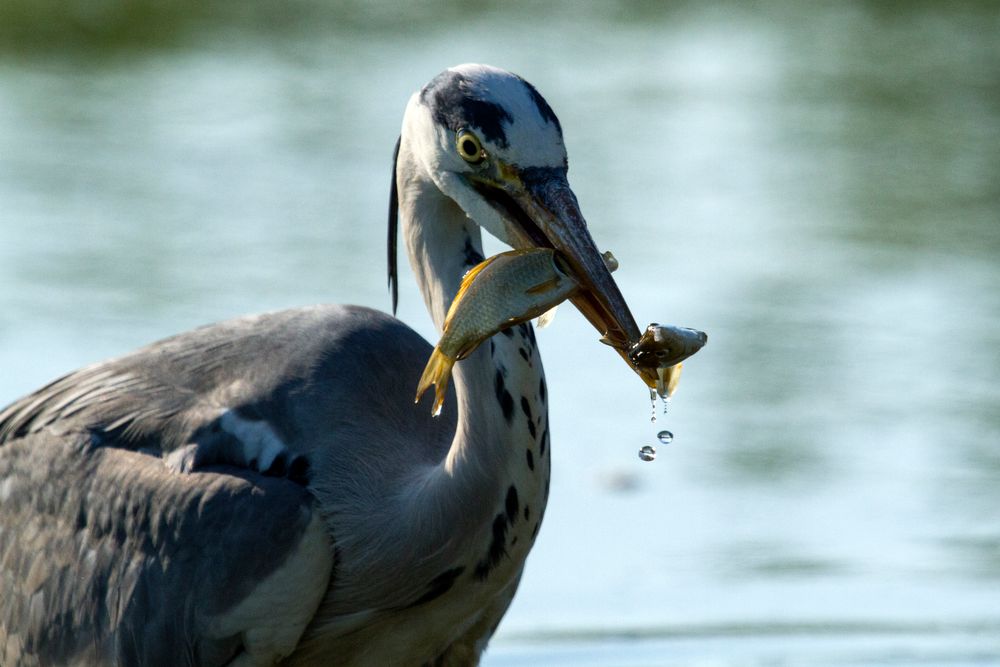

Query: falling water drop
662 396 671 415
657 430 673 445
649 388 657 423
638 445 657 462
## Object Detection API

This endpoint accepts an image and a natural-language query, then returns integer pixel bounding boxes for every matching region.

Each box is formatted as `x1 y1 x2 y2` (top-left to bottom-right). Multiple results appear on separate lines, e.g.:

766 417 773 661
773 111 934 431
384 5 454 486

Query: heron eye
456 131 485 164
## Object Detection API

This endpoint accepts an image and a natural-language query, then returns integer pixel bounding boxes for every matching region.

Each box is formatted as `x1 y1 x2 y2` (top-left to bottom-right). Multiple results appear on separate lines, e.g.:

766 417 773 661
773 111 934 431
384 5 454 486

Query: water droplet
662 396 671 415
638 445 656 462
657 430 673 445
649 388 657 423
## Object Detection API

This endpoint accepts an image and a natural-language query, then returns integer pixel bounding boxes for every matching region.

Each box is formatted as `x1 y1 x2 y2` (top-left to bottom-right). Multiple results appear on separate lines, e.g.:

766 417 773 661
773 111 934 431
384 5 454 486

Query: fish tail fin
415 348 456 417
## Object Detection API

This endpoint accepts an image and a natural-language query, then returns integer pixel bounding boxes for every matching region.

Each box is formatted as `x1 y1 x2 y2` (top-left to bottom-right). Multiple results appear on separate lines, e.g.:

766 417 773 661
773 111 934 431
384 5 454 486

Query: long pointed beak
512 174 639 348
472 166 656 383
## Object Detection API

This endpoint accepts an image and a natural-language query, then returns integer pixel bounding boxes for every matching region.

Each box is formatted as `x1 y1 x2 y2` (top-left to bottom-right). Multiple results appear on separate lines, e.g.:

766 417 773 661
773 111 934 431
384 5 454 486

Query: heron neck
399 171 482 334
397 141 550 538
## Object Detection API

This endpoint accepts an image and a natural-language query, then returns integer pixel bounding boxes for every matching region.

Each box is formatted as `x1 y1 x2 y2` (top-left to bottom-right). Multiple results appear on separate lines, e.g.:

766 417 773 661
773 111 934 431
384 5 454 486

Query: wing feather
0 429 332 666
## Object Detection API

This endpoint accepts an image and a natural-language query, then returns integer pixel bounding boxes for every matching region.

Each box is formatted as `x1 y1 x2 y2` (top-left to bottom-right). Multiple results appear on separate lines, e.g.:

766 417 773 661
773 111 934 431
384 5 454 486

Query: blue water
2 2 999 663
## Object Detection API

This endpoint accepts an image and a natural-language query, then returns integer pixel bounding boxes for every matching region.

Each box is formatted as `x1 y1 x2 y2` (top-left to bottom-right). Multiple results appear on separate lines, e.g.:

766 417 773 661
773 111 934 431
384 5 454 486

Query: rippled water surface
2 2 999 664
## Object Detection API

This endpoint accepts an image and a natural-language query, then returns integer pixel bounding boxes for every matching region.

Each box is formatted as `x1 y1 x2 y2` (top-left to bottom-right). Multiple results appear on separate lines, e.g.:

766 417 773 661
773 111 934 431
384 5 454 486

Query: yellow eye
456 130 485 164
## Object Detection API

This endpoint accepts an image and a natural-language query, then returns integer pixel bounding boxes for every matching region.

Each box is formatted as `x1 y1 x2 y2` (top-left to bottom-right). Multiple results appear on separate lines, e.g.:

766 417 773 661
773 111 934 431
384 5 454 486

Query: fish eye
456 130 485 164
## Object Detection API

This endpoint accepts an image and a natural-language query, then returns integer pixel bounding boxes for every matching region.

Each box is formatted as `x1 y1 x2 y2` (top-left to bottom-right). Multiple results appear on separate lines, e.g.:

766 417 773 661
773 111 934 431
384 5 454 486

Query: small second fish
416 248 579 415
628 323 708 397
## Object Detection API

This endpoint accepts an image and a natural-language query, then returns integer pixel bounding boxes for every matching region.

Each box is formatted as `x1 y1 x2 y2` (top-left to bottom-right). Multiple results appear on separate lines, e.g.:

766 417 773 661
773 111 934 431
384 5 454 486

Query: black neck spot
402 566 466 609
474 513 510 580
462 234 485 267
505 485 519 525
493 369 514 423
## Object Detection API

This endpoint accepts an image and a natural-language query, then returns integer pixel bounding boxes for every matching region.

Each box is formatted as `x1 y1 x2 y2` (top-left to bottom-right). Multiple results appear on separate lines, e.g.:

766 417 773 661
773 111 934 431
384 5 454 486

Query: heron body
0 64 638 666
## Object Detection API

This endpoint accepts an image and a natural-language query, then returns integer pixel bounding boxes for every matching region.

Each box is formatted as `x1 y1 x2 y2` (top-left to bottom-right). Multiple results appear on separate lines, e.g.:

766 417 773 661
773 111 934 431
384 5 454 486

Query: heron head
396 63 640 351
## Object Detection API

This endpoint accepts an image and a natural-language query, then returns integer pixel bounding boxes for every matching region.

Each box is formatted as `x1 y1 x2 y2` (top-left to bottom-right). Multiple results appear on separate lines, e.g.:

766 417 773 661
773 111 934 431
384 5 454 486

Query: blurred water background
1 2 999 664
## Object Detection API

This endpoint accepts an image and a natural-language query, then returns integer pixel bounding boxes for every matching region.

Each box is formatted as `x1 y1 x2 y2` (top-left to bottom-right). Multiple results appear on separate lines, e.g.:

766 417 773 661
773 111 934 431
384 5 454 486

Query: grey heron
0 64 643 666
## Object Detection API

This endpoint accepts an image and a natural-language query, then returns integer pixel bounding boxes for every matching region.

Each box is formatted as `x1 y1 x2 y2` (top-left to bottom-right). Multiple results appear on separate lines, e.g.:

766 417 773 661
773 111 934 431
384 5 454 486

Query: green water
2 2 999 664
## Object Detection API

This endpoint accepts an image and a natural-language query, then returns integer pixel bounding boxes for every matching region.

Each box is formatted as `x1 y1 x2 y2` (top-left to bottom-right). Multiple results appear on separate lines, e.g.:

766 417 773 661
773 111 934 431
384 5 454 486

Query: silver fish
628 323 707 397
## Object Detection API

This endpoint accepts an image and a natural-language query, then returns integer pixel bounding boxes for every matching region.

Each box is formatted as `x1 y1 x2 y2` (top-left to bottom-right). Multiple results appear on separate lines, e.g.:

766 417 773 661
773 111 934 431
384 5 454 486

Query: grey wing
0 305 348 466
0 428 332 667
0 304 453 473
0 304 455 666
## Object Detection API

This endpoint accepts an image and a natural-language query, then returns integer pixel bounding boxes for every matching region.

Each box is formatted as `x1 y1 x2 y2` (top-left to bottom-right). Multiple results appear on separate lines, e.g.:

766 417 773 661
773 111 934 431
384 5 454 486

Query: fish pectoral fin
415 348 457 417
535 305 559 329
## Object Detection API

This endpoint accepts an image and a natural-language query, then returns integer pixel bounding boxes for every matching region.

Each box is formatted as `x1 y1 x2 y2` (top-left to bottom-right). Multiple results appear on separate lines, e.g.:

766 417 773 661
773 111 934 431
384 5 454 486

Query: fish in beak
470 163 662 386
416 248 582 415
